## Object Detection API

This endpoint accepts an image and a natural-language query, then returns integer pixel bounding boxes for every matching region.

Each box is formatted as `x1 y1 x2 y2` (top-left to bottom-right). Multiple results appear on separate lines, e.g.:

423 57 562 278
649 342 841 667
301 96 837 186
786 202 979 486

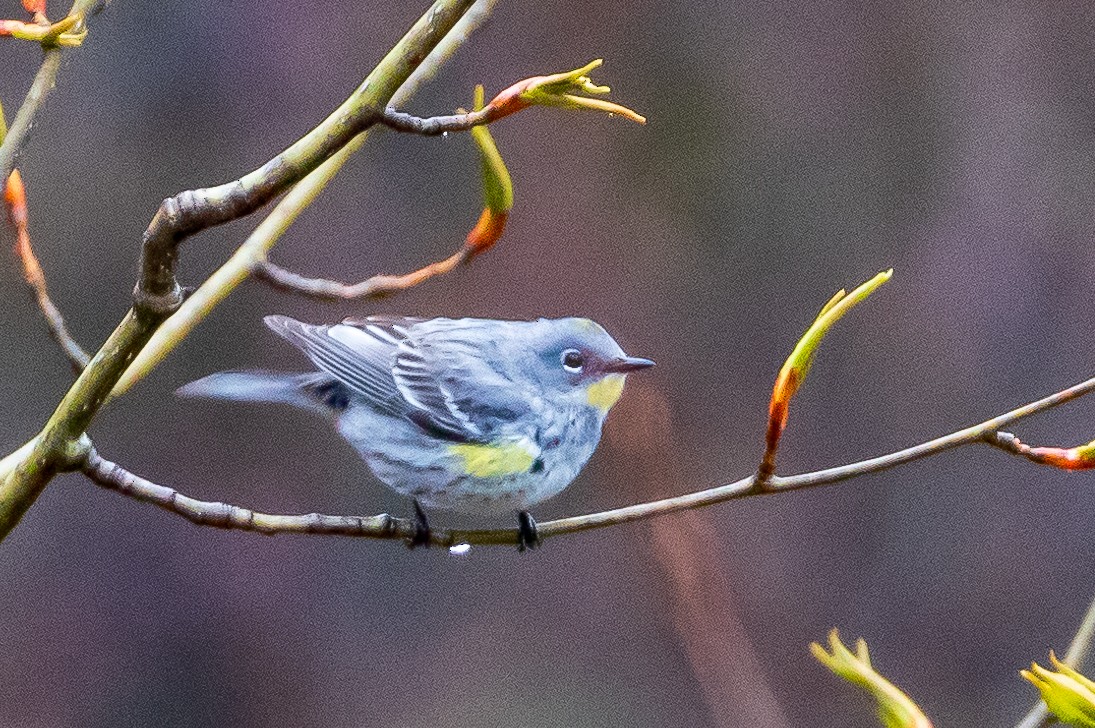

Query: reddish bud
4 169 27 227
464 209 508 257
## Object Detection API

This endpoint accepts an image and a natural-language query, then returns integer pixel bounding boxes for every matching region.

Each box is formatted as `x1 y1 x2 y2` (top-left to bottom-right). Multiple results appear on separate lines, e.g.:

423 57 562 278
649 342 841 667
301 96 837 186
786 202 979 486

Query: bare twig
250 74 513 304
0 53 61 184
986 431 1036 459
79 446 422 541
252 250 471 301
79 373 1095 549
4 170 90 373
378 106 497 136
375 58 645 136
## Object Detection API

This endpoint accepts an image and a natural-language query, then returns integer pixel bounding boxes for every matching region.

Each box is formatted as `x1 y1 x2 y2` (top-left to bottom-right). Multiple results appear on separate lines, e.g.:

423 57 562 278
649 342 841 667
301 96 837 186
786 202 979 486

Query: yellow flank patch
448 441 537 478
586 374 626 411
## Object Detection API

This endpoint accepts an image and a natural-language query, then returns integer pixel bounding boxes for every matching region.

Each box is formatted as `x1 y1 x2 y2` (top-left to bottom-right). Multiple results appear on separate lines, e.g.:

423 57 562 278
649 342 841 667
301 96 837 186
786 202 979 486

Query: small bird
179 315 654 549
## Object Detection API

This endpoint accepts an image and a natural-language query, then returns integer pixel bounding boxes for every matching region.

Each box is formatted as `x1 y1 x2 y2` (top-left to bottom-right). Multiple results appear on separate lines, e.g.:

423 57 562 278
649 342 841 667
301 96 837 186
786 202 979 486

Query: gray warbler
178 315 654 549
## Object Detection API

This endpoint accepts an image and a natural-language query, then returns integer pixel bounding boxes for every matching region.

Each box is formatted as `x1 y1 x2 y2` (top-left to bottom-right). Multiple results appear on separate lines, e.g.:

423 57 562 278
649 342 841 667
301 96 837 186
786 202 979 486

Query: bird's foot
517 510 540 552
408 498 432 549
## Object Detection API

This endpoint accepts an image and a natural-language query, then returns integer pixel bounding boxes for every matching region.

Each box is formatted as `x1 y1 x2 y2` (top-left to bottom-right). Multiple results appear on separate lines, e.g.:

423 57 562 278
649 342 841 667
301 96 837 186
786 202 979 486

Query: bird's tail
177 370 325 409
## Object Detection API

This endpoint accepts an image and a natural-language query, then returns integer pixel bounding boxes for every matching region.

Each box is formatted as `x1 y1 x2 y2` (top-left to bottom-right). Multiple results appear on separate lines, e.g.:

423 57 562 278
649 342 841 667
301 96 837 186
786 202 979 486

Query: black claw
408 498 431 549
517 510 540 552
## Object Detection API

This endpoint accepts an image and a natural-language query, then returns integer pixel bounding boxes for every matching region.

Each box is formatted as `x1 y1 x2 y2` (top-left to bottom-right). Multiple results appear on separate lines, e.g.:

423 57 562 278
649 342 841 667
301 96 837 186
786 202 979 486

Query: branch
80 373 1095 550
80 447 421 541
110 0 501 397
376 58 645 137
0 53 61 184
378 106 496 136
987 431 1095 470
4 170 90 373
251 248 472 301
250 100 511 302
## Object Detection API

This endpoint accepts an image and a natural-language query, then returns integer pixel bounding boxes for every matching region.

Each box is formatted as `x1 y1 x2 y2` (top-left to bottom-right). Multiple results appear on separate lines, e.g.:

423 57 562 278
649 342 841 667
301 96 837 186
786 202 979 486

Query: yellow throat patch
586 374 626 412
448 441 537 478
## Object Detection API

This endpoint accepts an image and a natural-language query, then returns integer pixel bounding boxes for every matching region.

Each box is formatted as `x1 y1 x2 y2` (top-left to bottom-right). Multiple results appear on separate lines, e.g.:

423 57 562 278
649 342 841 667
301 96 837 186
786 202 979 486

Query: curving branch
250 81 514 304
375 58 645 136
78 373 1095 550
252 249 473 301
131 54 636 316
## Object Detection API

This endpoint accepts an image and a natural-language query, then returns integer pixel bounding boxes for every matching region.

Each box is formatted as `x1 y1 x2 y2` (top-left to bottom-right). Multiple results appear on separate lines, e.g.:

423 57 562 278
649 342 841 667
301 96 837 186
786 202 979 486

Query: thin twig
987 431 1046 462
80 447 415 540
251 248 470 301
80 373 1095 549
374 57 646 136
378 106 495 136
4 170 90 373
986 430 1095 470
0 51 62 184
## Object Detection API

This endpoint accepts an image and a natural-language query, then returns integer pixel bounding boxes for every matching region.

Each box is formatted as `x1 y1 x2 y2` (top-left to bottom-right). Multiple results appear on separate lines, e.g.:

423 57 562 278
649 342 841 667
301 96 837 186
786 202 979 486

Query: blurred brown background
2 1 1095 726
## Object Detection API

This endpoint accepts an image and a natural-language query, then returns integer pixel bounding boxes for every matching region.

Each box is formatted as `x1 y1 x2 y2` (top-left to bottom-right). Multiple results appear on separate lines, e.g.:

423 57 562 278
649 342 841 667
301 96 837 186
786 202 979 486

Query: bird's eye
561 349 584 373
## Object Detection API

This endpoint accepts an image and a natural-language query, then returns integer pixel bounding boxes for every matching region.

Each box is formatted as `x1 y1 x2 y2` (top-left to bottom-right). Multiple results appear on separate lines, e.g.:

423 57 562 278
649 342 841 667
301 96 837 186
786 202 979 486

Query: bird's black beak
604 356 655 373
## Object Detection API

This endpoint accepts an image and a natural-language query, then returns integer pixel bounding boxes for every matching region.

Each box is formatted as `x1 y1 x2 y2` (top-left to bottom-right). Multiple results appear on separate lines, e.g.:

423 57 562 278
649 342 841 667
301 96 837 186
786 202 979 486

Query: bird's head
529 318 654 414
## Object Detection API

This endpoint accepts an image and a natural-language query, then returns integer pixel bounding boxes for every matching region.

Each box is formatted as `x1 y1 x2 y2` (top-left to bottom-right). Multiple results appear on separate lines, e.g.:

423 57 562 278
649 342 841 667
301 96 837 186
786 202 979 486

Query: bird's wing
264 314 406 418
385 319 543 442
268 315 534 443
